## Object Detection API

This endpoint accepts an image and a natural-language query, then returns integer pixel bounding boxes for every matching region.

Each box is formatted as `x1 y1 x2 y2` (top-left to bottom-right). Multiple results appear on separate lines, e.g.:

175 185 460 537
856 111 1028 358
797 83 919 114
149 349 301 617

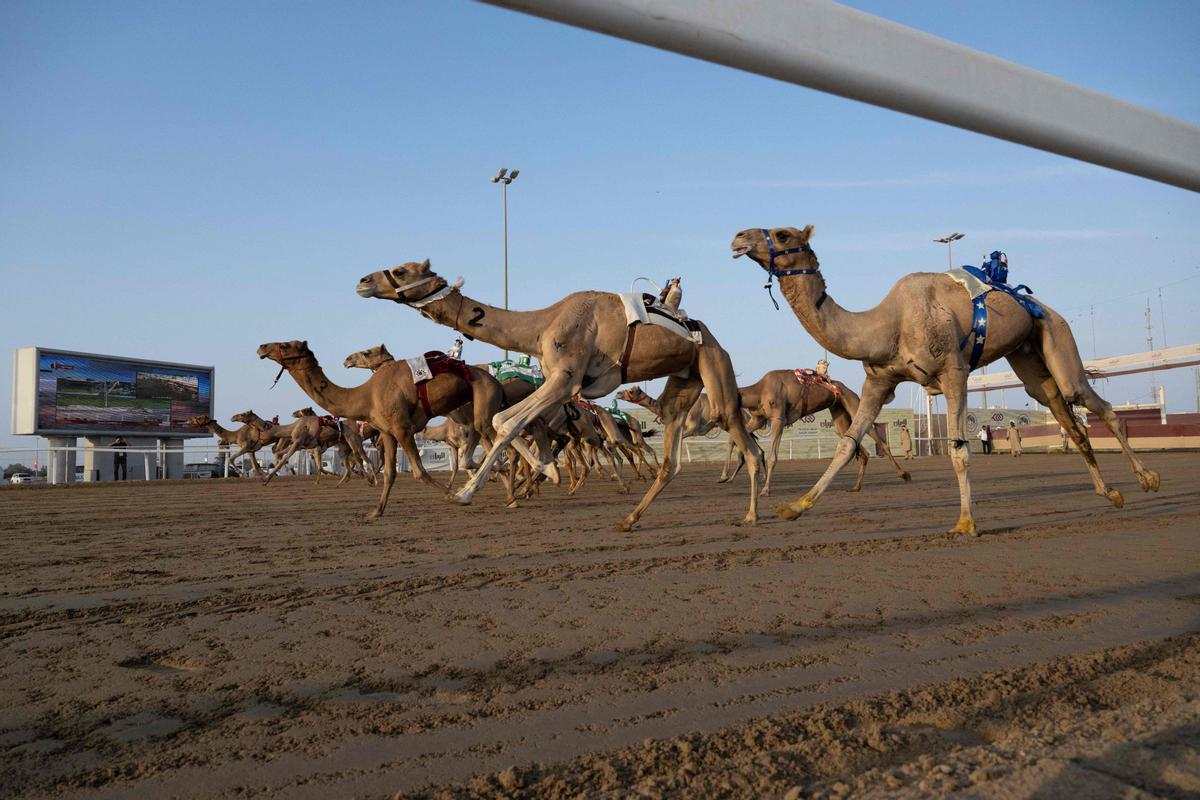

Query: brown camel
186 415 263 475
731 226 1159 533
291 407 376 486
344 343 556 500
356 260 765 530
226 411 296 475
723 369 910 495
420 419 476 490
233 410 337 484
257 340 515 518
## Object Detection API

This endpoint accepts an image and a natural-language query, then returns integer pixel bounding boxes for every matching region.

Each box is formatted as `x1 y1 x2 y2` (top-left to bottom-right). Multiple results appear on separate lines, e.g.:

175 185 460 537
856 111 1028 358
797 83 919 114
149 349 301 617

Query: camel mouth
355 283 375 298
731 245 751 259
255 345 274 360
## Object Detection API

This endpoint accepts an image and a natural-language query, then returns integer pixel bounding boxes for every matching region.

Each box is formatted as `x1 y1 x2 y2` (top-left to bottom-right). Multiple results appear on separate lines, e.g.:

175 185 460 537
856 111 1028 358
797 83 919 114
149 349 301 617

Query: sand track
1 452 1197 798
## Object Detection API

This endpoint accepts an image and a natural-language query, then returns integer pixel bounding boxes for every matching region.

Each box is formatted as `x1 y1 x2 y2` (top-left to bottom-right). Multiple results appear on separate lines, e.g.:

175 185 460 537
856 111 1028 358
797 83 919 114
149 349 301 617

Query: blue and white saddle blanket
617 292 703 344
946 266 1045 371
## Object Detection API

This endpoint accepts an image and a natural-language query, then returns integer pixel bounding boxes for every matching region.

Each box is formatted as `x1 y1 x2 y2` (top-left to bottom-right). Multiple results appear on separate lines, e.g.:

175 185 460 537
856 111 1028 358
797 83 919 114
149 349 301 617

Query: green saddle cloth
490 357 544 387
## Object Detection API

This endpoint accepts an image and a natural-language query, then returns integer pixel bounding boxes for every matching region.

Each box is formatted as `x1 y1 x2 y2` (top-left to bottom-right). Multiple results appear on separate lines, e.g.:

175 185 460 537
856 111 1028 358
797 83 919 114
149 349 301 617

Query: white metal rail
480 0 1200 191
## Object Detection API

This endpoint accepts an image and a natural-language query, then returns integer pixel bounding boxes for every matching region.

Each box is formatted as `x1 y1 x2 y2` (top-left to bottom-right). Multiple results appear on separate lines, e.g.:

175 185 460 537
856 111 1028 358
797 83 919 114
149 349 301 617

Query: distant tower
1144 301 1156 402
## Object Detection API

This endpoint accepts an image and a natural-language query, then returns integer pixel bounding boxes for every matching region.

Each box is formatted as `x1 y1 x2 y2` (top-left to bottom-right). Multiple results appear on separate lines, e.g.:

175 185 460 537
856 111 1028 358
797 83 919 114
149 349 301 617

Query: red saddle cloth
415 351 473 415
317 415 341 430
793 368 840 396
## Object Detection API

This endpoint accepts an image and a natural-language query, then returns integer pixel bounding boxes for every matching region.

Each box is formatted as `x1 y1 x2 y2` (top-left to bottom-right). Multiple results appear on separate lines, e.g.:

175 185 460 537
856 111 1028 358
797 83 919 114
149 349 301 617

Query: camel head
231 410 262 426
186 415 215 428
292 407 317 418
617 387 650 405
356 259 451 305
257 340 315 367
730 226 817 273
343 343 394 370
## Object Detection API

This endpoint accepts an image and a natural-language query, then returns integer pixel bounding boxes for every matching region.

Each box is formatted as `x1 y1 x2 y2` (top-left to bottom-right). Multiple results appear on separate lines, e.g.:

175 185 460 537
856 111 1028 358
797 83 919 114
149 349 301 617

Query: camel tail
642 428 658 438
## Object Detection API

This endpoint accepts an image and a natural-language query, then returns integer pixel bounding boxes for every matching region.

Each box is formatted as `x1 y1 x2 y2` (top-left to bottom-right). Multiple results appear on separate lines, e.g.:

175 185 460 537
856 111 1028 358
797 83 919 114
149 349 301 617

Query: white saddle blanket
406 354 432 383
617 292 702 344
945 268 990 302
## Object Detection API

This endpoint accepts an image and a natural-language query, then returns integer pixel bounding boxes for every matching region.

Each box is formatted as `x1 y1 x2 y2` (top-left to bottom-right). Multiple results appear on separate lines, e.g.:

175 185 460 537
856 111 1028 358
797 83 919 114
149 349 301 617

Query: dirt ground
1 451 1198 799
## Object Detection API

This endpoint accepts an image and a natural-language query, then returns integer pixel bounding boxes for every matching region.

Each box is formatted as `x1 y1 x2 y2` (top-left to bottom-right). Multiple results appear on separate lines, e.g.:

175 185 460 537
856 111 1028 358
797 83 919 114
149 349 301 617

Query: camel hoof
1106 489 1125 509
1138 470 1161 493
847 485 862 493
716 475 732 484
506 500 519 509
758 488 770 498
543 463 561 485
774 503 803 521
734 514 758 527
451 491 474 506
899 471 912 482
617 486 630 495
613 519 634 532
949 518 977 536
364 511 381 522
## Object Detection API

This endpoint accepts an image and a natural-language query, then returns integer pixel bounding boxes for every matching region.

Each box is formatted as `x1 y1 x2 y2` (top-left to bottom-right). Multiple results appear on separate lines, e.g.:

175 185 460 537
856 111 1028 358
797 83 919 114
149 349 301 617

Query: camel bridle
378 268 446 305
755 229 819 310
268 344 314 389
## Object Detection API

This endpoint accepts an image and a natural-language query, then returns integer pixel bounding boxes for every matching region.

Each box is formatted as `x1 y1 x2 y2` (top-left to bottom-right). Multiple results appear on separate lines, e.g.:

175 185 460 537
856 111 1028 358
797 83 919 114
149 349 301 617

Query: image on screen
36 352 212 434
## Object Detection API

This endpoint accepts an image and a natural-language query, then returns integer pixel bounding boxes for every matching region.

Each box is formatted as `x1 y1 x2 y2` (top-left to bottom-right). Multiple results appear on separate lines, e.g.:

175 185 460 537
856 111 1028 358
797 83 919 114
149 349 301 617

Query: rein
269 345 313 389
758 229 818 310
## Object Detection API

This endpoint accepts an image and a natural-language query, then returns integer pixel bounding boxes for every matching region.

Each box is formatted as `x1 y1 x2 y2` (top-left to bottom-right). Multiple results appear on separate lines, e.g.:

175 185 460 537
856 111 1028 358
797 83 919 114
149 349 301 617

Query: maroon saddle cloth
415 351 473 415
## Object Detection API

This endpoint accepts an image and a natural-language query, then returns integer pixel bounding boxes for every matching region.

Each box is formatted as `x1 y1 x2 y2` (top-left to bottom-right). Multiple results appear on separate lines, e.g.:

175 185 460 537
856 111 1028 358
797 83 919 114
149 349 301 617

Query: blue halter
760 229 818 309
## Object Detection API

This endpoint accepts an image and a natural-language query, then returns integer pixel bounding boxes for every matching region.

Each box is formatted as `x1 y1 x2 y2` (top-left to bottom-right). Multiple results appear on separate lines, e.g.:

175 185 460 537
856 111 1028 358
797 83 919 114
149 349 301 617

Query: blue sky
3 0 1199 454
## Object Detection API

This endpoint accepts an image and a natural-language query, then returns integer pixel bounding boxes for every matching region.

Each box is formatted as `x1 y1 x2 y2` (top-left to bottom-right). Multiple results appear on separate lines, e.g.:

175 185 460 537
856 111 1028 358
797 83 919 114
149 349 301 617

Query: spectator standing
1008 421 1023 457
977 425 992 454
899 422 913 460
112 437 128 480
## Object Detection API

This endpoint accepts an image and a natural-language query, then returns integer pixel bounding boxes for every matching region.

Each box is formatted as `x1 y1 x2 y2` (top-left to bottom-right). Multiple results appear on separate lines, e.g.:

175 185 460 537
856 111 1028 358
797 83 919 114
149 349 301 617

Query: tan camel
731 226 1160 533
421 419 476 490
344 343 557 499
186 415 263 475
356 261 765 530
723 369 911 495
225 411 295 475
233 410 336 484
257 340 518 518
292 407 377 486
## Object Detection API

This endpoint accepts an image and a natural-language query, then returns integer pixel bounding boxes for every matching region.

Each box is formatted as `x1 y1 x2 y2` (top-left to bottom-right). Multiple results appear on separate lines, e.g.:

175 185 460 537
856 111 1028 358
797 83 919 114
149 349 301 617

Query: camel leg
697 346 763 525
263 442 301 485
722 415 766 483
366 433 398 520
865 424 912 483
827 406 870 492
1007 348 1123 507
760 416 785 497
615 376 702 531
397 430 437 489
1032 317 1160 492
941 377 977 535
838 389 910 483
620 444 645 481
776 377 893 521
445 446 460 491
454 372 578 505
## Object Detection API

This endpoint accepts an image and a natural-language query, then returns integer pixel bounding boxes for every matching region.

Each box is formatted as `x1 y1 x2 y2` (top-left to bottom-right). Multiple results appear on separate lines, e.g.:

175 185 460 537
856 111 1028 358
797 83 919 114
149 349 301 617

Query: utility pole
1144 301 1156 403
490 167 520 359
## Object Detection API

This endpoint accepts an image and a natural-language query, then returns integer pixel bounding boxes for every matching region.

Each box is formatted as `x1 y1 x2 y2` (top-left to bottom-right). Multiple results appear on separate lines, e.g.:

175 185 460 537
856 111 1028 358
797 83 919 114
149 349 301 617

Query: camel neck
417 290 544 355
286 358 372 420
777 271 887 363
207 421 235 441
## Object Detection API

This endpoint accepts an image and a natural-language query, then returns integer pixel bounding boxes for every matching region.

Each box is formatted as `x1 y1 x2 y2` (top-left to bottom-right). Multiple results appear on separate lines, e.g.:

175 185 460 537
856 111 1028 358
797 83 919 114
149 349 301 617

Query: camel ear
301 340 308 350
800 225 815 242
420 258 431 272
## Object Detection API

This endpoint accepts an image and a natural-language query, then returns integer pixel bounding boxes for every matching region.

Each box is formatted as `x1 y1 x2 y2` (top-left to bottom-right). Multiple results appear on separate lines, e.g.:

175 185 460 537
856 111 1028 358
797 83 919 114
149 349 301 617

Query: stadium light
490 166 520 357
933 232 964 269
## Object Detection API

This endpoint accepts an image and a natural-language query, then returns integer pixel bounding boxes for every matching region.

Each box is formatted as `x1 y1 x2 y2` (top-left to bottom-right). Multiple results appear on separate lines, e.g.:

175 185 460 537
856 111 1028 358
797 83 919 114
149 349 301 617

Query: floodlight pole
491 167 520 359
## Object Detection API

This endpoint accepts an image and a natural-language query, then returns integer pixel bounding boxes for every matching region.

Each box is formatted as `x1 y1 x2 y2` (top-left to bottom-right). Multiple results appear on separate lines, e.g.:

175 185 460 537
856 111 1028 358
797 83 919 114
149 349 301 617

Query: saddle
947 265 1045 371
616 292 703 382
791 369 840 419
316 415 341 430
408 350 473 415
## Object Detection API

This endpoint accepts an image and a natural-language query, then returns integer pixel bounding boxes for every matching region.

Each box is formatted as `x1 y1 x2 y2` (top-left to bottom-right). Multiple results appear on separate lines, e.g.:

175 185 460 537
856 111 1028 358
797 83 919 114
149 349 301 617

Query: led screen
36 352 212 434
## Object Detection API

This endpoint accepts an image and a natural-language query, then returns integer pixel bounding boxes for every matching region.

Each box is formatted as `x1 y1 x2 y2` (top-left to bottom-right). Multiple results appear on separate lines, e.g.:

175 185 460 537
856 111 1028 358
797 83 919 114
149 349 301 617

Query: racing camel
356 260 764 530
730 225 1159 533
257 340 523 518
